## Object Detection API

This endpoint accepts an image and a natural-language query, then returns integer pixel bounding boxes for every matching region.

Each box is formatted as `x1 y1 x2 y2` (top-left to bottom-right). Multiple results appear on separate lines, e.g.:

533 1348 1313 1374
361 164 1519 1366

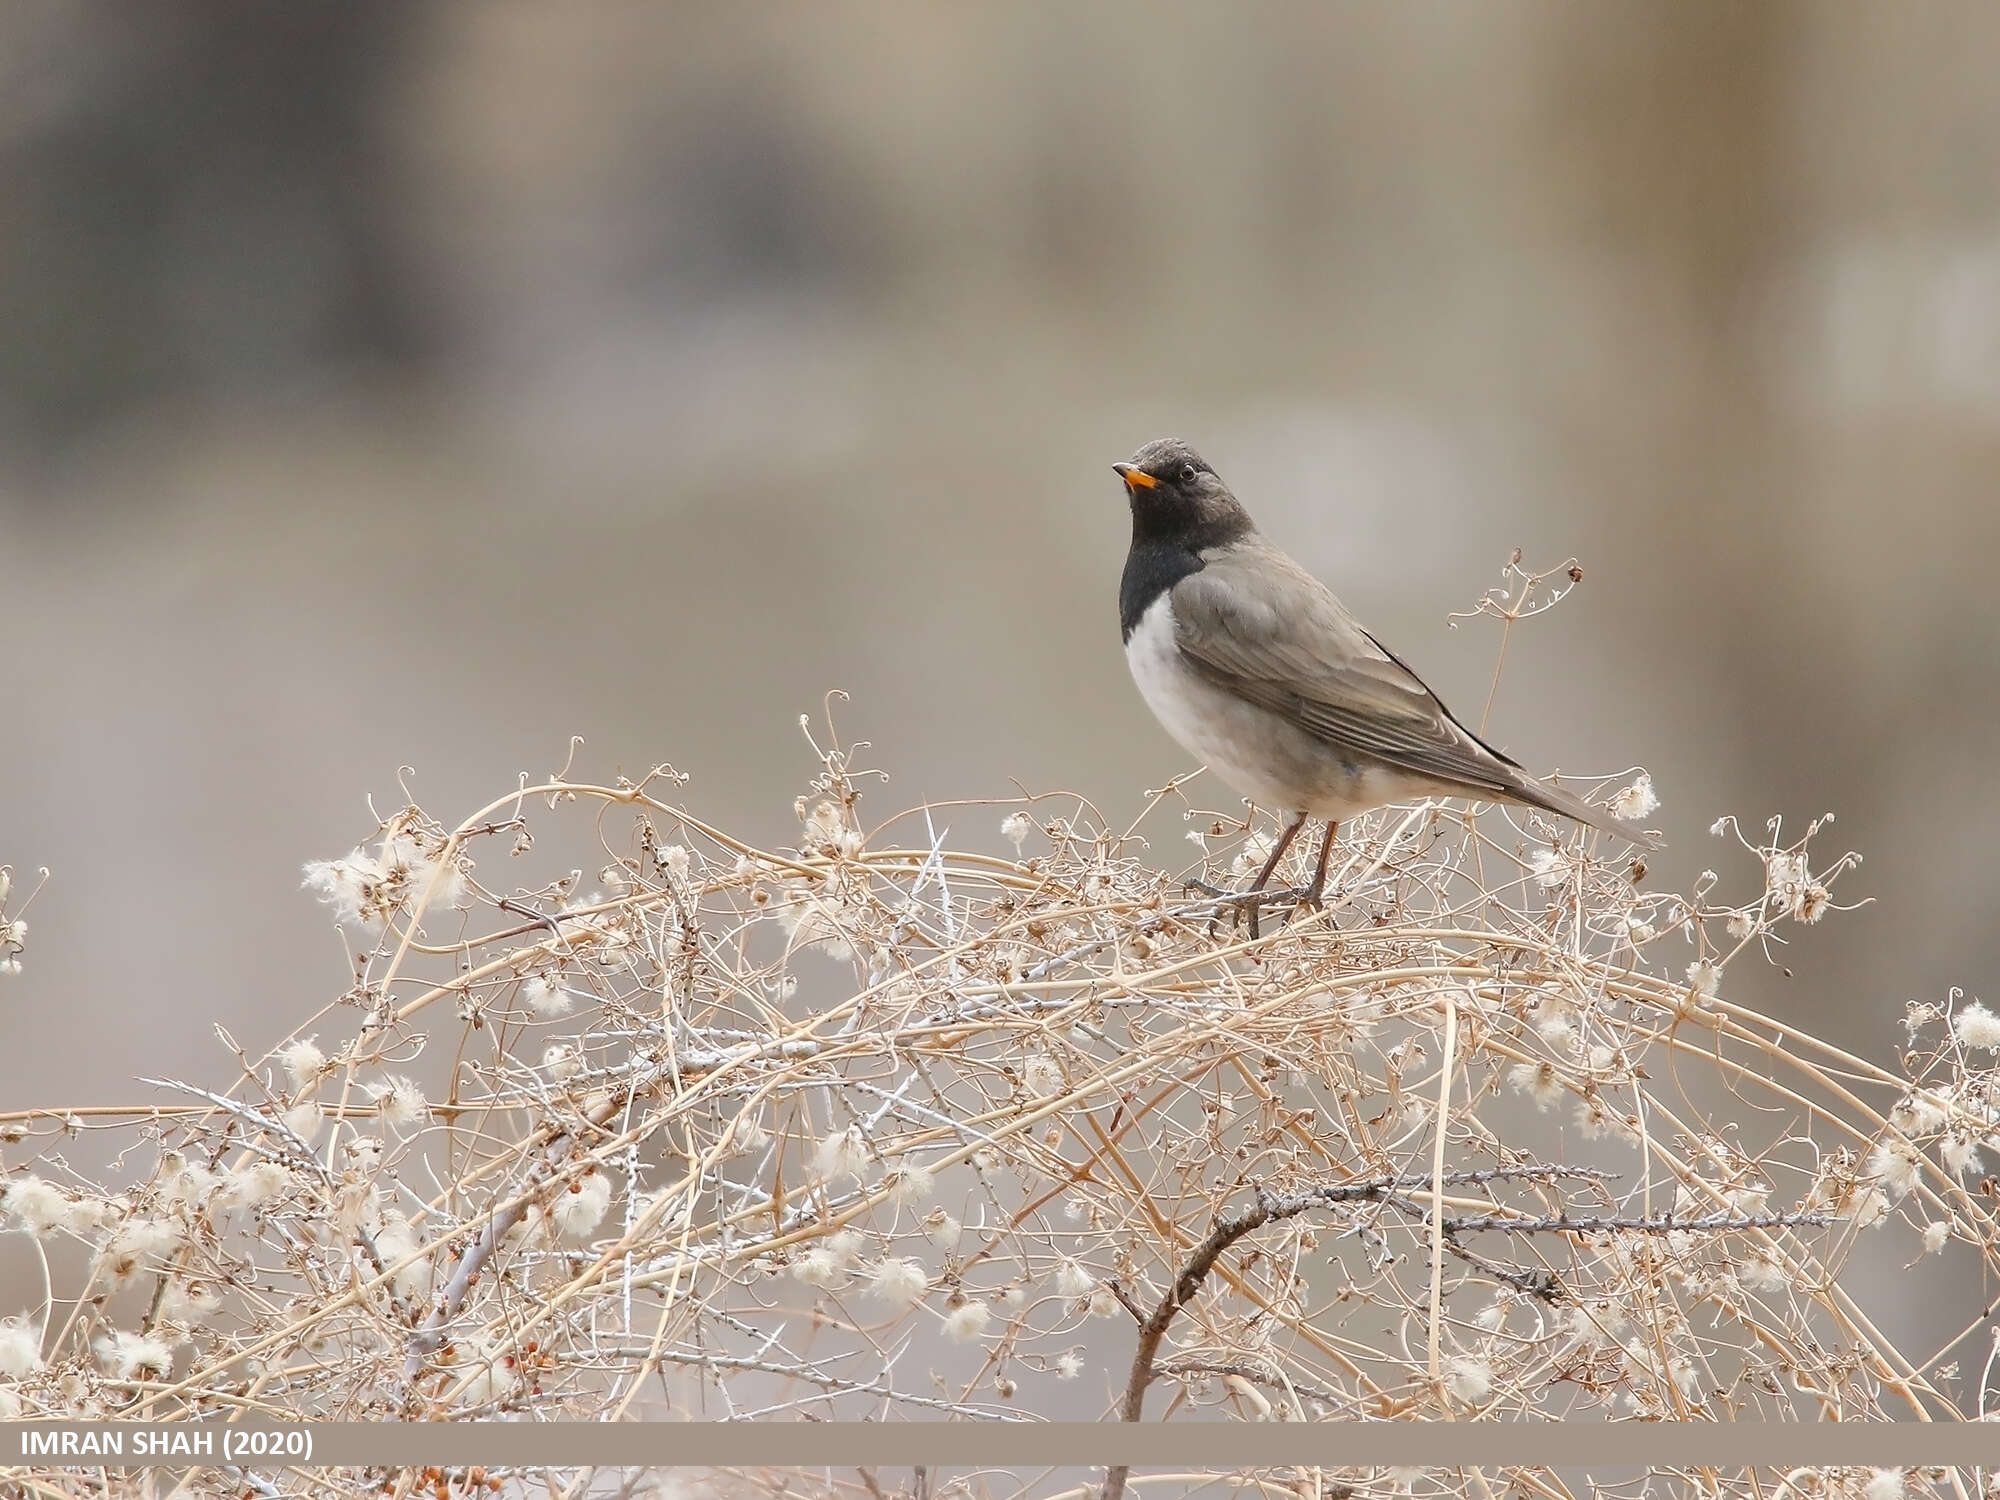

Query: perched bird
1115 437 1657 936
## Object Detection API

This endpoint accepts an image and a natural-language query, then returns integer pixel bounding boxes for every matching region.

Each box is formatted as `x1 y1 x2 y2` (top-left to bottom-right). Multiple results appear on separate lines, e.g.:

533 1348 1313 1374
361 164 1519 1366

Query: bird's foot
1183 878 1309 908
1293 878 1333 914
1183 880 1313 940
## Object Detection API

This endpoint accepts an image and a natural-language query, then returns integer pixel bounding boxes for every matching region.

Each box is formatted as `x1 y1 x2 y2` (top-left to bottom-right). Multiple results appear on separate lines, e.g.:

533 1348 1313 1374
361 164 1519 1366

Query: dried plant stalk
0 676 1993 1500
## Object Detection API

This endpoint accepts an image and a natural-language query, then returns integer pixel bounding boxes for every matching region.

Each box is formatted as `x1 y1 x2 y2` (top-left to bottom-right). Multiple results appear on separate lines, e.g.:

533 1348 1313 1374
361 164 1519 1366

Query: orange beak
1114 463 1158 490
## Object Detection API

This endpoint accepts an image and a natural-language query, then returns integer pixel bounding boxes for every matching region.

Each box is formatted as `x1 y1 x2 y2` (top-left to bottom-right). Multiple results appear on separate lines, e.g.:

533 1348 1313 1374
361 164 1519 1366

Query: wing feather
1169 540 1651 841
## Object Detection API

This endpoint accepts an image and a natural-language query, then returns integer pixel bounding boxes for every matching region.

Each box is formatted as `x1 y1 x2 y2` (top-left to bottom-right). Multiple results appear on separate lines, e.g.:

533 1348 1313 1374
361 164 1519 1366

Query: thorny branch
1101 1170 1825 1500
0 697 1985 1500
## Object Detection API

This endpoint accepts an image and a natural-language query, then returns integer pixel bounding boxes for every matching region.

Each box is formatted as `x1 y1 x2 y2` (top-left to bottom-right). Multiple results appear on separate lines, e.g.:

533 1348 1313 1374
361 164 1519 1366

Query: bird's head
1114 439 1252 547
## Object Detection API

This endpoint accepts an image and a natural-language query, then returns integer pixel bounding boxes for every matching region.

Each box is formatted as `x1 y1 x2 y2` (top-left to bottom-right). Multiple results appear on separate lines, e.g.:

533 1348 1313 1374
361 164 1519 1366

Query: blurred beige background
2 4 1996 1353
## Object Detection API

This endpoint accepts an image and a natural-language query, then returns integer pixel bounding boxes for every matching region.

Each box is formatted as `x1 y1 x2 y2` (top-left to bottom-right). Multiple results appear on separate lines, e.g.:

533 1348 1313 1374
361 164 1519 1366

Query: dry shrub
2 565 1996 1500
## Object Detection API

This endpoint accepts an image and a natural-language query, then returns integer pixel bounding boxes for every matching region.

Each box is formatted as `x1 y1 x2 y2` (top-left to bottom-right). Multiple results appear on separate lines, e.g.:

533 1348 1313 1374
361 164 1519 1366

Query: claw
1183 882 1314 940
1183 880 1305 910
1182 877 1233 900
1183 818 1341 942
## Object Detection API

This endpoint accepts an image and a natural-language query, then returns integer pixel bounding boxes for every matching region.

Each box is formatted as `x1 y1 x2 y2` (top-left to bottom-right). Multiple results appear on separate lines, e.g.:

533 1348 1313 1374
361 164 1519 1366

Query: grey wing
1170 544 1645 838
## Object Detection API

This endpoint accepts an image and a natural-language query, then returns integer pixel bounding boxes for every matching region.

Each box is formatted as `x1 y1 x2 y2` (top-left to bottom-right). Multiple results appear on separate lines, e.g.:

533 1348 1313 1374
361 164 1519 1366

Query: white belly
1123 593 1429 821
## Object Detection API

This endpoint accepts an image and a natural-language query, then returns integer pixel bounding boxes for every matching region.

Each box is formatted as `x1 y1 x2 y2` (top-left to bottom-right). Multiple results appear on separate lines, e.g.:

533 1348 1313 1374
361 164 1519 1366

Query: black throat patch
1119 540 1203 643
1119 501 1252 643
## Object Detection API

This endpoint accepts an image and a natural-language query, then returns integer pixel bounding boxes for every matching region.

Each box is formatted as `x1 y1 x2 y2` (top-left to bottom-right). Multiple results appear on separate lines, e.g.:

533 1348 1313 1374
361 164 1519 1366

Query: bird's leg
1299 820 1338 909
1185 812 1305 939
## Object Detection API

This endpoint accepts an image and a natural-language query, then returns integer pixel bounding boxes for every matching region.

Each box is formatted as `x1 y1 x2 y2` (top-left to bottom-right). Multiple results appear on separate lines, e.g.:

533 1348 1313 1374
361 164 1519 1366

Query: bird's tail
1505 773 1662 850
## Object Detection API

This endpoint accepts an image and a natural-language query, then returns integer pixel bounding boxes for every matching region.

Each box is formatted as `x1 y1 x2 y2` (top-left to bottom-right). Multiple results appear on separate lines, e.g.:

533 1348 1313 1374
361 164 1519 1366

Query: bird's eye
1180 463 1198 484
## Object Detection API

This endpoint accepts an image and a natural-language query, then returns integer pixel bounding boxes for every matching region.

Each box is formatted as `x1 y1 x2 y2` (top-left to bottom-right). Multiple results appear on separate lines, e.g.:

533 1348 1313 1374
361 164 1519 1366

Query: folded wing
1170 540 1654 843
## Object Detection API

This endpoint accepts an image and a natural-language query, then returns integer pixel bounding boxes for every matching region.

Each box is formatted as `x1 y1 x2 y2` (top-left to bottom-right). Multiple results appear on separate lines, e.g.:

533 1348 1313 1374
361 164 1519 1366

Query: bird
1114 437 1658 937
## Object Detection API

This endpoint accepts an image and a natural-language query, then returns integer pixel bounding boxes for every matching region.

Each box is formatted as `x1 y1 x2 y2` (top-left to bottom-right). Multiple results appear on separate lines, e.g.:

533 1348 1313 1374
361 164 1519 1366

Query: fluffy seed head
160 1278 223 1323
923 1208 962 1250
282 1102 324 1144
300 849 386 931
1508 1061 1564 1112
813 1126 869 1184
1939 1131 1982 1177
884 1160 934 1205
1023 1054 1064 1098
793 1245 849 1290
369 1076 428 1128
99 1219 185 1285
448 1334 521 1407
0 1315 42 1378
278 1037 326 1089
1444 1355 1494 1406
1864 1144 1920 1201
1231 831 1275 877
550 1169 613 1240
522 975 574 1019
58 1196 116 1236
160 1159 221 1210
2 1176 69 1236
1609 773 1659 822
1952 1001 2000 1051
942 1300 991 1343
375 1216 438 1304
220 1161 291 1214
94 1330 175 1382
1739 1248 1787 1292
867 1257 928 1308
